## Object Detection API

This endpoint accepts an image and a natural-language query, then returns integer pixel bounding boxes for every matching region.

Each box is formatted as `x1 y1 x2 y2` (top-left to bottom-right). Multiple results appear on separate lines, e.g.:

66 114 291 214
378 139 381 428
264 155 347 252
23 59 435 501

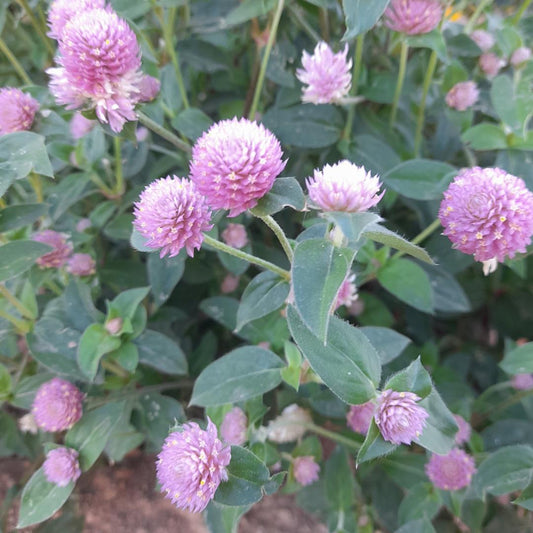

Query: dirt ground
0 452 327 533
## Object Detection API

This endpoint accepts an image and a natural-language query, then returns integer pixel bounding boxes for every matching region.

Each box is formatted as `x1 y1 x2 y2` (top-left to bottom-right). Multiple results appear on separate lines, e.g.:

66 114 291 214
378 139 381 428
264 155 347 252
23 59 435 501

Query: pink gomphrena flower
221 274 240 294
67 253 96 276
0 88 39 135
32 377 84 432
267 404 312 443
189 118 286 217
479 53 505 78
470 29 495 52
445 81 479 111
47 8 160 133
335 273 358 310
511 47 532 67
454 414 471 445
346 400 376 435
307 160 384 213
293 456 320 486
425 448 476 491
221 223 248 249
295 42 352 105
156 418 231 513
511 373 533 391
70 111 96 139
375 389 429 445
76 218 92 232
439 167 533 274
384 0 443 35
220 407 248 446
43 447 82 487
47 0 107 40
133 176 213 258
32 230 73 268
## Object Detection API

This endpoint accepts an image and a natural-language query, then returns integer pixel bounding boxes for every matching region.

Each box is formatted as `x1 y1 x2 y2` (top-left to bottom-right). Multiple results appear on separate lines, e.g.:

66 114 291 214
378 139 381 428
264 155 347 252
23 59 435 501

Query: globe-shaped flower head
296 42 352 104
346 400 376 435
48 8 160 132
384 0 443 35
43 447 82 487
67 253 96 276
0 88 39 135
32 230 73 268
190 118 286 217
439 167 533 268
156 418 231 513
307 160 384 212
220 407 247 446
445 81 479 111
293 456 320 486
375 389 429 445
133 176 213 258
425 449 476 490
47 0 106 39
32 378 84 432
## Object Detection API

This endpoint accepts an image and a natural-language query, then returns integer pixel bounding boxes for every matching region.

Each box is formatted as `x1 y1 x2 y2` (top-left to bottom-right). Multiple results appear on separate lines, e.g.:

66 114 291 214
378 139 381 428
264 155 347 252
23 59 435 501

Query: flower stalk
137 111 191 153
414 49 438 157
389 40 409 129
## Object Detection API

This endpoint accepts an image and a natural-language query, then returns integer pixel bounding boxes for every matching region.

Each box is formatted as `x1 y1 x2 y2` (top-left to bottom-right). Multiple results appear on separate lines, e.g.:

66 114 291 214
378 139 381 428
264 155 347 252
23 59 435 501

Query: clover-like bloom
0 88 39 135
439 167 533 265
67 253 96 276
375 389 428 445
32 378 84 432
33 230 73 268
43 447 82 487
133 176 213 258
511 373 533 391
307 160 384 213
221 223 248 249
511 47 532 67
425 449 476 490
445 81 479 111
470 29 495 52
384 0 443 35
220 407 247 446
293 456 320 486
190 118 286 217
267 404 311 443
453 414 471 445
479 53 505 78
346 400 375 435
47 8 160 132
335 273 358 310
156 418 231 513
295 42 352 104
47 0 107 39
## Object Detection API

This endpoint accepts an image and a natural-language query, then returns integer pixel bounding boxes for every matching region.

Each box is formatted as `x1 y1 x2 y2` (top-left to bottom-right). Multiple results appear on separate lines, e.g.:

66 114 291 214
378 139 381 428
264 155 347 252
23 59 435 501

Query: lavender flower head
346 400 376 435
511 47 532 67
479 53 505 78
47 8 160 132
425 449 476 490
32 377 84 432
33 230 73 268
470 29 495 52
335 273 358 310
293 456 320 486
70 111 96 139
133 176 213 258
511 373 533 391
67 253 96 276
220 407 247 446
307 160 384 213
375 389 428 445
445 81 479 111
221 223 248 249
439 167 533 266
384 0 443 35
190 118 286 217
453 414 471 445
156 418 231 513
295 42 352 104
43 447 82 487
47 0 107 39
0 88 39 135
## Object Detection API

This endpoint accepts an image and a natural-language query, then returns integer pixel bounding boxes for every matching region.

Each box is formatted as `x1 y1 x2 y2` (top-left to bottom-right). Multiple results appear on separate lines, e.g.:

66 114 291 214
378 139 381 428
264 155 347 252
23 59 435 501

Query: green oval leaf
0 203 48 232
500 342 533 375
135 329 188 376
342 0 391 40
250 177 305 216
0 241 53 282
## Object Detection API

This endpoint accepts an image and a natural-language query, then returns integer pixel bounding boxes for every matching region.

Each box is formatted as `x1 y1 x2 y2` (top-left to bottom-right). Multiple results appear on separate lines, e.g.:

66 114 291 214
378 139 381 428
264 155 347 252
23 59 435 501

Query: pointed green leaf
250 177 305 216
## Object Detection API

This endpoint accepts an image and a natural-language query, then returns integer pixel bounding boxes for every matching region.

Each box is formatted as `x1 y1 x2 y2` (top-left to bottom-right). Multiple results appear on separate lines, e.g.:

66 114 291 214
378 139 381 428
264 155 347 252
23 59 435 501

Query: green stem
203 234 291 281
287 4 321 42
44 280 62 295
342 33 365 140
389 41 409 129
248 0 285 120
414 50 438 157
113 136 124 195
101 359 130 379
304 423 361 452
28 173 43 203
88 173 115 198
256 214 293 262
465 0 494 33
393 218 441 259
137 111 191 153
0 36 32 85
512 0 533 25
13 351 29 388
16 0 55 56
0 285 35 319
0 308 30 333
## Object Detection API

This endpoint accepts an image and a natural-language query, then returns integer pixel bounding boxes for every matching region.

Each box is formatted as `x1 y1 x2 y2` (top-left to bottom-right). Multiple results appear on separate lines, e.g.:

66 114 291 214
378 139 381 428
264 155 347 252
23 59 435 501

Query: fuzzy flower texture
293 456 320 486
307 160 384 213
133 176 213 258
439 167 533 269
445 81 479 112
156 418 231 513
220 407 247 446
346 400 375 435
33 230 73 268
32 378 84 432
47 6 159 132
190 118 286 217
296 42 352 105
425 449 476 491
43 447 82 487
384 0 443 35
0 88 39 135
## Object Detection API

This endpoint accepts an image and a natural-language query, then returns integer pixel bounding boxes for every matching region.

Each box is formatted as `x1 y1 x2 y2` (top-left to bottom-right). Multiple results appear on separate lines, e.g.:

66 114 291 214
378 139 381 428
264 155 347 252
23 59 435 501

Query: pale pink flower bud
479 53 505 78
67 253 96 276
105 317 123 335
470 29 495 52
293 456 320 486
221 274 240 294
445 81 479 111
453 414 471 445
267 404 311 443
70 111 96 139
221 223 248 249
511 47 532 67
511 373 533 391
346 401 375 435
0 88 39 135
220 407 247 446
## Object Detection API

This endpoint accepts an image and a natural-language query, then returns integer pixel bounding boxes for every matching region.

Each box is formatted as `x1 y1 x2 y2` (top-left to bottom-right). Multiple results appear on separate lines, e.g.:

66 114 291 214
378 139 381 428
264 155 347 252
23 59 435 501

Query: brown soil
0 452 327 533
